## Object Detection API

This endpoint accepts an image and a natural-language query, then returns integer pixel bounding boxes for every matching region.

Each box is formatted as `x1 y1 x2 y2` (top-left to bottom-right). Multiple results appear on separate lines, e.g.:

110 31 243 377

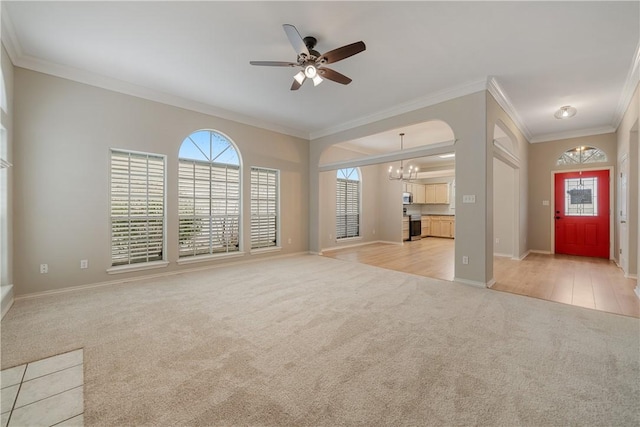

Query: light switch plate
542 200 549 206
462 195 476 203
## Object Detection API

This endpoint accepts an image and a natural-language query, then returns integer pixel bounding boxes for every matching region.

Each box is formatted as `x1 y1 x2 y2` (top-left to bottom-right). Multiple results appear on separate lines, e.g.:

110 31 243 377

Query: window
336 168 360 239
251 167 279 249
178 130 240 257
557 146 607 165
110 150 166 267
564 177 598 216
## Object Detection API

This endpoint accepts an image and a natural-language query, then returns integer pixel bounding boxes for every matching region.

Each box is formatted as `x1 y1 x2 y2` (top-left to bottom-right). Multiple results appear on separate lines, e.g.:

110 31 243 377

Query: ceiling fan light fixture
554 105 577 119
312 75 323 86
304 64 318 79
293 71 305 84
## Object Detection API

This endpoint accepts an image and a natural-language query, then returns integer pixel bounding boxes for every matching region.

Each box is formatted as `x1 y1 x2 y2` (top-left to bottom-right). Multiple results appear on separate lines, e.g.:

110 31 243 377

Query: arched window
336 168 360 239
557 146 607 166
178 130 241 257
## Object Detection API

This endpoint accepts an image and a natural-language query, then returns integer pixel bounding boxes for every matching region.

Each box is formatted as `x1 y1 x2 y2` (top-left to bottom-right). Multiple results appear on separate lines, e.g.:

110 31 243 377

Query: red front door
554 170 609 258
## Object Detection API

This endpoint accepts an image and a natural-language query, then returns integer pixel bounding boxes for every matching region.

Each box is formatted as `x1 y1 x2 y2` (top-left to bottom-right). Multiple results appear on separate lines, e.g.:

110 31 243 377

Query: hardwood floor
321 238 640 318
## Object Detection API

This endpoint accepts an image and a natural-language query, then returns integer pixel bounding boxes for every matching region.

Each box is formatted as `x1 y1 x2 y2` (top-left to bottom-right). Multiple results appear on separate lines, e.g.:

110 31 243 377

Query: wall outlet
287 238 292 244
329 234 333 240
40 263 48 274
462 256 469 265
80 259 88 269
372 229 376 235
495 238 500 244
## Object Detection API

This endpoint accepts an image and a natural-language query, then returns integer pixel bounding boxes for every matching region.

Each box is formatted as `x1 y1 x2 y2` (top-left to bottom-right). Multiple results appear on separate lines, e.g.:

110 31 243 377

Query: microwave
402 192 413 205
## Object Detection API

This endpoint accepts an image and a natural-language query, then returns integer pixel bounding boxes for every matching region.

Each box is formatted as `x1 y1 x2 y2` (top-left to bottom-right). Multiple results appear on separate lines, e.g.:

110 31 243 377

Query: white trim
310 79 488 140
250 246 282 255
529 249 552 255
486 278 496 288
530 126 616 144
9 53 308 140
453 277 488 288
321 239 397 253
515 250 530 261
106 260 169 275
493 252 513 258
176 251 245 265
17 251 310 301
0 8 21 62
624 273 638 280
486 77 533 142
612 41 640 130
1 284 14 319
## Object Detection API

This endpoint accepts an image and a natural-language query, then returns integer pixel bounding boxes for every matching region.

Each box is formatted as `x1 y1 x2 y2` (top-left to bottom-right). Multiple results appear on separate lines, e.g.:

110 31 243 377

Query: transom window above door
556 146 607 165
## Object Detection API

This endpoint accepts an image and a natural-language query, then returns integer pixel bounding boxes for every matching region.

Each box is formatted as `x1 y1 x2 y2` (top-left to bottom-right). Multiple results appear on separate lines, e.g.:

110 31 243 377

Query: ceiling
2 1 639 151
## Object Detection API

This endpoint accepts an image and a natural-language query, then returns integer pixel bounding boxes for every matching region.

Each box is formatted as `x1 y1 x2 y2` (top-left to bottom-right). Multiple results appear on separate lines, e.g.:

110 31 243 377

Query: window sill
176 252 245 265
107 260 169 275
250 246 282 255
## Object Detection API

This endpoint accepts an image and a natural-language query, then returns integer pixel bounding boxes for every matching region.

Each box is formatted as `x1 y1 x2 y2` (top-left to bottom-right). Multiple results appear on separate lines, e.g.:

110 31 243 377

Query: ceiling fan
250 24 366 90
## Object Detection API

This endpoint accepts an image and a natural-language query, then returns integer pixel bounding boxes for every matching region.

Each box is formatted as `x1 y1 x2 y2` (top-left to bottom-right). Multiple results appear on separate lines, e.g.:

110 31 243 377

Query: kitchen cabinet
427 216 455 238
403 182 426 204
420 216 430 237
424 183 450 204
402 216 410 241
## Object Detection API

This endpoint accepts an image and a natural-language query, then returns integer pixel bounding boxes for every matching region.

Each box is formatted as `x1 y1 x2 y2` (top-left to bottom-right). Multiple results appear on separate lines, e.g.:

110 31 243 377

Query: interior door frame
550 166 614 259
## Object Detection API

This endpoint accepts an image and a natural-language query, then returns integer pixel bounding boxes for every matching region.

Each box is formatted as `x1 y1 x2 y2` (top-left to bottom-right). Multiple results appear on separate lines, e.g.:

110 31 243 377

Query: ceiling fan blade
249 61 297 67
318 67 352 85
290 77 305 91
320 41 366 64
283 24 310 57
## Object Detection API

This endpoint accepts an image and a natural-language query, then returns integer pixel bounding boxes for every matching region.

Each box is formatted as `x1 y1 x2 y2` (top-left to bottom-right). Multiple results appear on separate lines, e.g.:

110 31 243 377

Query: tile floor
1 349 83 427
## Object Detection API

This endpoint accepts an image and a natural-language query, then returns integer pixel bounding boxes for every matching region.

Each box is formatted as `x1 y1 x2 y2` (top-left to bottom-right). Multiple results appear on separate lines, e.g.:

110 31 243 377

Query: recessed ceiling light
439 153 455 159
554 105 577 119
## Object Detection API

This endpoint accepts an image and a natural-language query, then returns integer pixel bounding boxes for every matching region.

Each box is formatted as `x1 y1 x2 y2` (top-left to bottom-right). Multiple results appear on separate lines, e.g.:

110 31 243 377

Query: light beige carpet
1 254 639 426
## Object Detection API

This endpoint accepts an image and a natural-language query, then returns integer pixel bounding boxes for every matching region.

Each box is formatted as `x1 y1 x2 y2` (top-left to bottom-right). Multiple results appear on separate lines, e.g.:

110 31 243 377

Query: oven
410 215 421 241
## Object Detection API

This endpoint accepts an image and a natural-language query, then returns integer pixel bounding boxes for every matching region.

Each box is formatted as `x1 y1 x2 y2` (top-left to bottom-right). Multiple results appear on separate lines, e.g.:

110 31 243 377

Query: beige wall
310 91 491 286
493 157 515 257
486 93 530 263
12 68 309 295
615 83 639 279
528 133 617 254
1 45 13 287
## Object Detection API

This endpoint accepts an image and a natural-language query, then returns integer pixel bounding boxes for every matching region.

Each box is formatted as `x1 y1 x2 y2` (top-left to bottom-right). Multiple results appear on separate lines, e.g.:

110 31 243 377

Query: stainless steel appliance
402 192 413 205
410 215 421 240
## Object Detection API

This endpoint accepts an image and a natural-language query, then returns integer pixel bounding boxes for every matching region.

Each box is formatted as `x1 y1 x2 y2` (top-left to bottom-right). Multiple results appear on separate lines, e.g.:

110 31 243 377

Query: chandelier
388 133 418 181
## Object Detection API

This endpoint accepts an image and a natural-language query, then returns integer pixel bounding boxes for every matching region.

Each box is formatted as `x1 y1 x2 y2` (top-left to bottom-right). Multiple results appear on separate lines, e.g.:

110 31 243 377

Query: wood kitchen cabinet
420 216 430 237
404 183 426 204
427 216 455 238
402 217 410 241
424 183 450 204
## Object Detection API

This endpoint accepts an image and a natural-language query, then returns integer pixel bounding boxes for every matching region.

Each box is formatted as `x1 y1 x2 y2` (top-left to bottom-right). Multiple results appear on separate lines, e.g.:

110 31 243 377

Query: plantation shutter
336 178 360 239
178 160 240 256
251 168 278 249
110 150 165 266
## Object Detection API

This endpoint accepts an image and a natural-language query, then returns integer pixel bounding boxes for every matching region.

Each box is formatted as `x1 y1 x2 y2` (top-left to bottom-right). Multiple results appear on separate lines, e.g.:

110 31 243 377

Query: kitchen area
402 175 455 242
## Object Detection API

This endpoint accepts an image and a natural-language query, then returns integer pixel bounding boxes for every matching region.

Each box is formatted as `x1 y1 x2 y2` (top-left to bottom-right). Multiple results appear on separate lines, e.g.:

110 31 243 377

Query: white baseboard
515 250 530 261
321 240 398 253
625 273 638 280
493 252 513 258
529 249 552 255
1 284 14 319
453 277 489 288
14 251 311 301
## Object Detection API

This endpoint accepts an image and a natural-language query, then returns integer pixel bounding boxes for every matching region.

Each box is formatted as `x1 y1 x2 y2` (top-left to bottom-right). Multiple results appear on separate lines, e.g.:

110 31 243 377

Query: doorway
554 169 610 258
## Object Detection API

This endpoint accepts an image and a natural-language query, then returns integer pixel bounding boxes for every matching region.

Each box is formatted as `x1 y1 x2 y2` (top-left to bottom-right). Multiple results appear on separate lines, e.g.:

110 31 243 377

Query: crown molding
15 54 310 139
486 77 533 142
529 125 616 144
1 4 22 62
310 78 488 140
612 40 640 130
